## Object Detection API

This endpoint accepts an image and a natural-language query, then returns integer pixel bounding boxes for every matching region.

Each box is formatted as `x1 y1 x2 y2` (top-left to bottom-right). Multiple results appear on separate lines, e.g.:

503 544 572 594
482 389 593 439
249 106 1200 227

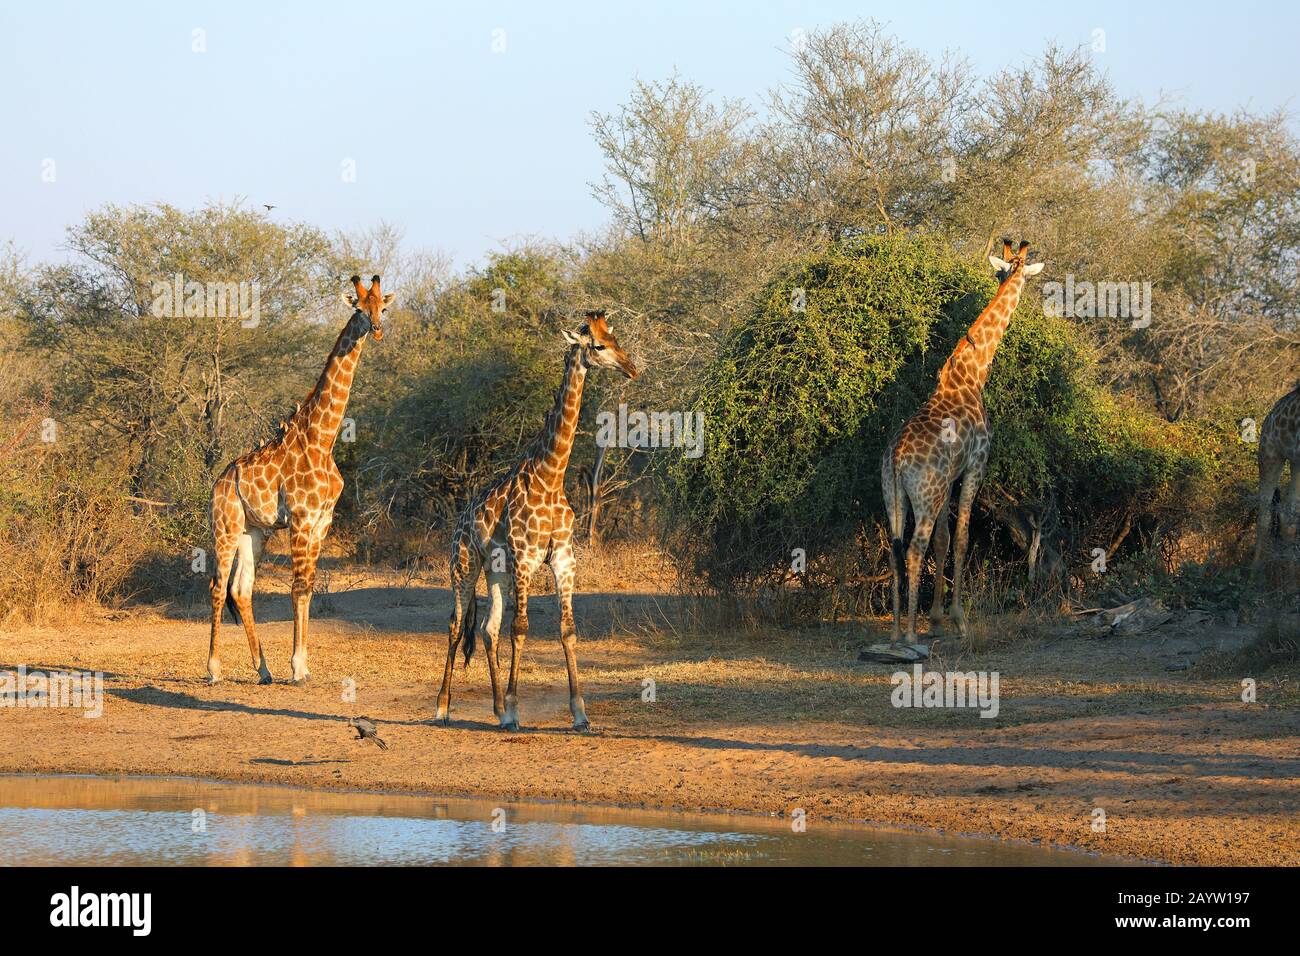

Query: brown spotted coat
435 312 637 731
881 240 1044 643
205 275 393 684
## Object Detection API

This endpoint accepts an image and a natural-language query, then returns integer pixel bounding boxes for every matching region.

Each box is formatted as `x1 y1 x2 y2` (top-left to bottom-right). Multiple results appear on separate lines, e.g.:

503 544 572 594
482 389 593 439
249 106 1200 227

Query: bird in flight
263 204 276 212
348 716 388 750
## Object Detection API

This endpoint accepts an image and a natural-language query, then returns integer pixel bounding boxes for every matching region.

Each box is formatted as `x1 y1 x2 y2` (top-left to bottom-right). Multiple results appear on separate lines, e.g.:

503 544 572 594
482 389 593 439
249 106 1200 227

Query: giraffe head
338 274 396 342
988 239 1045 284
563 310 639 379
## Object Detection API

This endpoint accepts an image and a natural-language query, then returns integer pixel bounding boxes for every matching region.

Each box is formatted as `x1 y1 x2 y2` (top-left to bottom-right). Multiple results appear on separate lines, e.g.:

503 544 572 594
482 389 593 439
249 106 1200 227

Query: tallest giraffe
206 275 395 685
882 240 1045 644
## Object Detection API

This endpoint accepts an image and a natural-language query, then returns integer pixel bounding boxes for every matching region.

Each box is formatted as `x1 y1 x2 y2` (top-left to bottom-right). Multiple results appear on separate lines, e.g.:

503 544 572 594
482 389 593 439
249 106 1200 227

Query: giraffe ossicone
435 310 638 732
205 274 395 685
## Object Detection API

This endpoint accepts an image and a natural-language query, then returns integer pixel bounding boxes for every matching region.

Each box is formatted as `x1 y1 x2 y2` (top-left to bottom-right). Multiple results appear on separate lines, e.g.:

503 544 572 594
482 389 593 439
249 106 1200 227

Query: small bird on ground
348 716 388 750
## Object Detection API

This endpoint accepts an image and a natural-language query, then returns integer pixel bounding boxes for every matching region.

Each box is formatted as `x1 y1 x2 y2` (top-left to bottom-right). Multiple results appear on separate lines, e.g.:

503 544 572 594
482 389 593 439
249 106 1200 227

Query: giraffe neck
939 273 1026 393
527 346 587 489
300 312 369 449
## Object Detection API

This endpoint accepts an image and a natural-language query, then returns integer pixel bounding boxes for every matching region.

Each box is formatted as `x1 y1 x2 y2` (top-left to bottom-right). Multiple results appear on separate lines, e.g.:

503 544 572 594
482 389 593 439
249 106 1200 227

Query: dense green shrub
664 233 1217 594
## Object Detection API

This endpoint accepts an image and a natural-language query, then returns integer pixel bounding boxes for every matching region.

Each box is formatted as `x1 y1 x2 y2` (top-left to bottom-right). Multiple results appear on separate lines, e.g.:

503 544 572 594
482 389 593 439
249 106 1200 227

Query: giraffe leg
928 487 953 631
904 485 943 644
949 468 983 637
1280 465 1299 547
882 455 909 644
1253 449 1285 570
206 472 245 684
207 535 238 685
481 566 508 723
436 537 479 725
231 528 272 684
502 551 540 732
549 539 588 731
1282 465 1300 598
288 515 327 685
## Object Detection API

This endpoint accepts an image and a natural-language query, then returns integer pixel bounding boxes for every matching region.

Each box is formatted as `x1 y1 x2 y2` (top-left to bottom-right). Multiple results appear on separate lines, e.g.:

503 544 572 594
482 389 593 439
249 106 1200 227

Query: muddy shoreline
0 770 1144 865
2 572 1296 867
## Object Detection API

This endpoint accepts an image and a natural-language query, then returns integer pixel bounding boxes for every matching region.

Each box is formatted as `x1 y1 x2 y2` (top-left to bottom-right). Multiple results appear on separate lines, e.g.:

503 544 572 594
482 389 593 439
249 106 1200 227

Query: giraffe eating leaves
881 240 1045 644
206 275 395 685
435 311 638 731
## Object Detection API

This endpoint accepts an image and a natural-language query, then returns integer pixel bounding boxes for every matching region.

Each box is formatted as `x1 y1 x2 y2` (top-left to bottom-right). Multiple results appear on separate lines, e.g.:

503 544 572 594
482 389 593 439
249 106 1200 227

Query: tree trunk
585 443 608 545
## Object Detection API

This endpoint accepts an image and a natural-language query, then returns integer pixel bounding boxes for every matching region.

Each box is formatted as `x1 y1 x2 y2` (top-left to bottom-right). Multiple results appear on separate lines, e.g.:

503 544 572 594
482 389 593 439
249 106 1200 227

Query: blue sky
1 1 1294 267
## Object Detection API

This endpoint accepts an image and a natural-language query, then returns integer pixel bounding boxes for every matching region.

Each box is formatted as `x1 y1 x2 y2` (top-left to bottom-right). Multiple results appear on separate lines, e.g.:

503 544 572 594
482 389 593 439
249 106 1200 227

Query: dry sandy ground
1 556 1296 866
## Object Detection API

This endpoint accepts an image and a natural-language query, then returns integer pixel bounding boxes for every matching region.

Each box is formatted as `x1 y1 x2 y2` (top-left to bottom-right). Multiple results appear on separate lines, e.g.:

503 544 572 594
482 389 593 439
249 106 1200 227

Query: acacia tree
590 74 755 247
1131 110 1300 420
16 201 335 526
763 20 972 239
592 22 1300 426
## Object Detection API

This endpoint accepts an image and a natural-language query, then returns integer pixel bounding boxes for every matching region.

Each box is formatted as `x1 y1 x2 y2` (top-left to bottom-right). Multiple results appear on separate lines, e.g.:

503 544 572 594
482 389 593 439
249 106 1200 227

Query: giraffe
1253 383 1300 570
434 311 637 731
881 240 1045 644
205 275 395 685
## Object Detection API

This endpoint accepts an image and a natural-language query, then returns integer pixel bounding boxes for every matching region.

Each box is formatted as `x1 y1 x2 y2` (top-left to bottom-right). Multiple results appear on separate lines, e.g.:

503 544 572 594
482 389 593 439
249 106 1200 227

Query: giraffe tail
891 537 908 594
886 451 908 594
220 550 243 626
460 593 479 669
211 463 244 626
209 566 242 624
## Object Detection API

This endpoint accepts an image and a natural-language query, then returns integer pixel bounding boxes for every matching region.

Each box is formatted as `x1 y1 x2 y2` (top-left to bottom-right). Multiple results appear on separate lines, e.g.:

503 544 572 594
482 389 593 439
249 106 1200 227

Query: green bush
664 233 1217 595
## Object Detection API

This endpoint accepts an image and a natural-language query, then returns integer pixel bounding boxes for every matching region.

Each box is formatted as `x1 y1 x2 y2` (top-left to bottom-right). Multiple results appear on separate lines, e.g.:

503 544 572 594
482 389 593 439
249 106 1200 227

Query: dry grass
1195 615 1300 677
0 460 156 627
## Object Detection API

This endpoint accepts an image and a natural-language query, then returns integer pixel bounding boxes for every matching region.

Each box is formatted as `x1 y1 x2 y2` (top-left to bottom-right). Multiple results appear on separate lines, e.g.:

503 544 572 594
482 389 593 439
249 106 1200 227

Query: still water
0 775 1127 866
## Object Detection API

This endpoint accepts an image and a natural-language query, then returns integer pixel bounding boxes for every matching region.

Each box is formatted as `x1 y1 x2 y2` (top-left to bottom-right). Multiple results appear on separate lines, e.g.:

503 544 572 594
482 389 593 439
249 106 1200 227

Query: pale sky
1 0 1294 267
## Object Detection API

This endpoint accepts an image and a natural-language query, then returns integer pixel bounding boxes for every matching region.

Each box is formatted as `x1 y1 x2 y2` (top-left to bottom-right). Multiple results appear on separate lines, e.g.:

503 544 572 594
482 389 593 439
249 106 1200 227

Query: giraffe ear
339 291 359 309
382 292 397 307
562 328 585 346
1022 262 1045 276
989 256 1012 272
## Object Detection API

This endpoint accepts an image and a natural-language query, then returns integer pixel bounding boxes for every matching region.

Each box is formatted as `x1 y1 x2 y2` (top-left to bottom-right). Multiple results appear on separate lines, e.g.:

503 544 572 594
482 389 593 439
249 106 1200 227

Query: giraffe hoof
500 720 521 732
291 674 311 686
257 673 274 686
572 719 591 733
